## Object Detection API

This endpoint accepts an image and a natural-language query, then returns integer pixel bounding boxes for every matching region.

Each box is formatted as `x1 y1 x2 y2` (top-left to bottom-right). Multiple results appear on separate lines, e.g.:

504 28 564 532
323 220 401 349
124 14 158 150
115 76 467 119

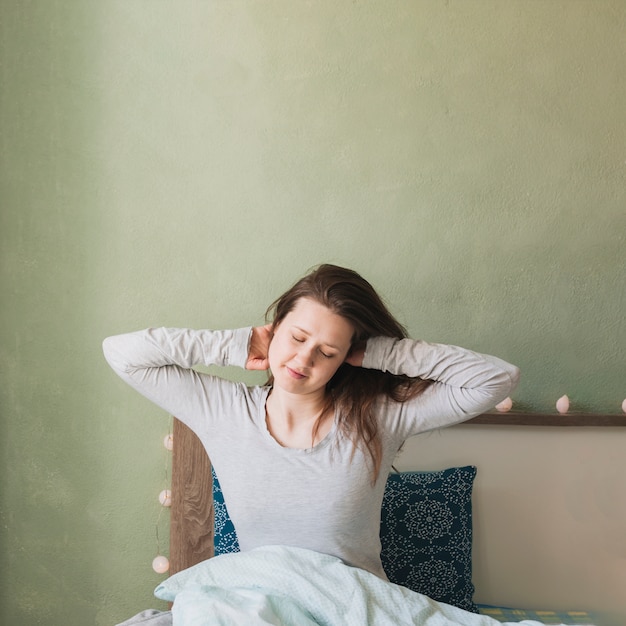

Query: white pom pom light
159 489 172 507
495 397 513 413
556 395 570 414
152 555 170 574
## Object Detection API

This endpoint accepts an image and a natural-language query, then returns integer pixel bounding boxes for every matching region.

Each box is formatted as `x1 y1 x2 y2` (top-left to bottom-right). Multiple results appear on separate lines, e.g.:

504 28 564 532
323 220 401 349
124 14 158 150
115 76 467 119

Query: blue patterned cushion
380 466 477 612
212 465 477 612
211 467 240 556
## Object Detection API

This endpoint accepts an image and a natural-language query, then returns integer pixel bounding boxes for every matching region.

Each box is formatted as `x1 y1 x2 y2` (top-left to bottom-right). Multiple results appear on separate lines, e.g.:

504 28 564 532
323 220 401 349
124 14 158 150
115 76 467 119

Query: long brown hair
265 264 430 482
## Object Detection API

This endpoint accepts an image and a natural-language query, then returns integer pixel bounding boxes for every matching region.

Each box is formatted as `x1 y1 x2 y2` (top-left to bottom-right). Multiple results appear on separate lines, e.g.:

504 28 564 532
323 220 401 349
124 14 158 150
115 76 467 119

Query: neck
266 387 328 426
265 388 333 449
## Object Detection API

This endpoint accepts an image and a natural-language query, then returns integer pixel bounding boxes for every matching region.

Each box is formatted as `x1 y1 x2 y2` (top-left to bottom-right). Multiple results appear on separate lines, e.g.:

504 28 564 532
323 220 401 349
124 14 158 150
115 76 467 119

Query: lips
286 366 307 380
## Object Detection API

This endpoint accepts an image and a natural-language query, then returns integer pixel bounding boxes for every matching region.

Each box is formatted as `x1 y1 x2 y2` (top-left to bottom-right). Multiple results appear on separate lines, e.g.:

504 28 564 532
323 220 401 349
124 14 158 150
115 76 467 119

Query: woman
103 264 519 580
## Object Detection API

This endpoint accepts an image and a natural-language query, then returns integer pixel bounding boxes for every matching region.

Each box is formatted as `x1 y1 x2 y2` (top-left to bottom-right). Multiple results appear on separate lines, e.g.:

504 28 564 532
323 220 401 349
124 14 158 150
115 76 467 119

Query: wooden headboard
169 418 214 575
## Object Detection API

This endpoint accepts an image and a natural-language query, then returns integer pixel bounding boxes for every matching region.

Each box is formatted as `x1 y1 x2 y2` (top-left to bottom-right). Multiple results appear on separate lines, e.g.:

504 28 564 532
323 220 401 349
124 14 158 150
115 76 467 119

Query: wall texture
1 1 624 624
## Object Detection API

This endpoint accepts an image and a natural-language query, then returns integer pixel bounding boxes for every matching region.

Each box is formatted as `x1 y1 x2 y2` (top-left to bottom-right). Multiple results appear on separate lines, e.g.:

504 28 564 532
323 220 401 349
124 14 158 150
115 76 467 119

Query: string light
556 395 570 414
159 489 172 507
152 417 173 574
495 397 513 412
152 555 170 574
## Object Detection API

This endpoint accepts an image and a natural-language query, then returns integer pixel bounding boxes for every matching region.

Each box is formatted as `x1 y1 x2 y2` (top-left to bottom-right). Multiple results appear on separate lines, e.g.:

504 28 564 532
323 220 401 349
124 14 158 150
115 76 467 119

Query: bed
116 419 602 626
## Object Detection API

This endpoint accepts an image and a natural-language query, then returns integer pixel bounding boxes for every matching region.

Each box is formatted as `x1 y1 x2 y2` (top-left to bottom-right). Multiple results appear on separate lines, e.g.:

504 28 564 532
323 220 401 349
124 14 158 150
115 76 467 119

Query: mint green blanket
155 546 583 626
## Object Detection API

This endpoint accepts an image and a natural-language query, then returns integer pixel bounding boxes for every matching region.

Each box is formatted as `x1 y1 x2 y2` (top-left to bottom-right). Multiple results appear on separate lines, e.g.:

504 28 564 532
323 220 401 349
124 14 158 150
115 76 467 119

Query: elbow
508 364 521 393
102 335 129 375
493 364 520 405
102 336 112 362
102 335 116 366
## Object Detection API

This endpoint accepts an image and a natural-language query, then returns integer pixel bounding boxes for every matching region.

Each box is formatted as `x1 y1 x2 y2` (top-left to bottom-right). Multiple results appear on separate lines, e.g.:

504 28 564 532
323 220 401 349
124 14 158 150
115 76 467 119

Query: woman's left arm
362 337 520 429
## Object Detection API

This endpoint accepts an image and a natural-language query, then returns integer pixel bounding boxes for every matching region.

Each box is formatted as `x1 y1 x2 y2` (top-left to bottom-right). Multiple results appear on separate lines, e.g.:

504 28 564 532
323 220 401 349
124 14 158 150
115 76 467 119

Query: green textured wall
1 1 624 624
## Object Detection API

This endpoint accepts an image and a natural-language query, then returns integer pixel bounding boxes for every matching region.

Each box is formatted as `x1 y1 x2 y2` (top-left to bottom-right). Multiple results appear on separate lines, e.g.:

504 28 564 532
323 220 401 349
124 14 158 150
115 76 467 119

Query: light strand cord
155 415 173 558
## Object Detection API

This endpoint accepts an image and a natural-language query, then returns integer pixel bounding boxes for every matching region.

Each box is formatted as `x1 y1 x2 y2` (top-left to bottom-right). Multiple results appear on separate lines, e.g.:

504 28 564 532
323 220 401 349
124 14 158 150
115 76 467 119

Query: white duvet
153 546 580 626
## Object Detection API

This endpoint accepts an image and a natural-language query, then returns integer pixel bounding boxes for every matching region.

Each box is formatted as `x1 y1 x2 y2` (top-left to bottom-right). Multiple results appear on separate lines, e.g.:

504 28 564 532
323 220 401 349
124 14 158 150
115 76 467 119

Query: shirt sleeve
102 327 253 426
362 336 521 438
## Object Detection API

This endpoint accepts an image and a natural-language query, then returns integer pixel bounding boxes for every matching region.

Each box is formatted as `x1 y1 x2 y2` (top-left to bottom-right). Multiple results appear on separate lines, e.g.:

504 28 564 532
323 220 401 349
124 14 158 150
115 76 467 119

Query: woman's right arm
102 327 252 422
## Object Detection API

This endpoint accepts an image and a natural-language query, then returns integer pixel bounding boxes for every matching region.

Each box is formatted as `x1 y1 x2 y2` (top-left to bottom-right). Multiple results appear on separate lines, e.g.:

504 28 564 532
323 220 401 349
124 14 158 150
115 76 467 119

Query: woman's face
268 297 354 397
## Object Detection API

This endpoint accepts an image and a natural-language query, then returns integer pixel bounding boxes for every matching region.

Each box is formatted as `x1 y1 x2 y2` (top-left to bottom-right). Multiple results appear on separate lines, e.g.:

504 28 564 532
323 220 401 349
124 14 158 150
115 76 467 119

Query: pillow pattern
212 465 477 612
212 467 240 556
380 466 477 613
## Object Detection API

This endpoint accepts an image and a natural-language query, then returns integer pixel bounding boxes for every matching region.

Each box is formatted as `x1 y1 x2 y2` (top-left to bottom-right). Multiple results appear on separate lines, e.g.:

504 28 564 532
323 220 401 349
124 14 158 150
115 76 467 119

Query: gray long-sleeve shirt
103 327 519 579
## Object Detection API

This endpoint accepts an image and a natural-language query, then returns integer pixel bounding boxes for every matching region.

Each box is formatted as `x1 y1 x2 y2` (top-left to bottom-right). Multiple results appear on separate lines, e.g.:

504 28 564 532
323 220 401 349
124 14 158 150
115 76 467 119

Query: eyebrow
291 325 343 351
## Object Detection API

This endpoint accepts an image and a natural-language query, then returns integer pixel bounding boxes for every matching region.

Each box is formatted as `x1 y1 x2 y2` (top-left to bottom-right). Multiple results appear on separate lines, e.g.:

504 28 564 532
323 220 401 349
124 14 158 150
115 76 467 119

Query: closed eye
291 332 337 358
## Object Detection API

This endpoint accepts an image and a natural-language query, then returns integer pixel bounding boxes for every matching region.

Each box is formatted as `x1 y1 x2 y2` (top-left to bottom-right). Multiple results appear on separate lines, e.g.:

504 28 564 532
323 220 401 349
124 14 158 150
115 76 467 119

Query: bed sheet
116 603 600 625
117 606 600 626
478 605 598 625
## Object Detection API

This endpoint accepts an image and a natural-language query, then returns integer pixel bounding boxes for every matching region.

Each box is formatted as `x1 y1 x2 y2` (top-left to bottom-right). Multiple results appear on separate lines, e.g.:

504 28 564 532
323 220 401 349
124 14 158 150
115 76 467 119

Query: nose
296 343 316 367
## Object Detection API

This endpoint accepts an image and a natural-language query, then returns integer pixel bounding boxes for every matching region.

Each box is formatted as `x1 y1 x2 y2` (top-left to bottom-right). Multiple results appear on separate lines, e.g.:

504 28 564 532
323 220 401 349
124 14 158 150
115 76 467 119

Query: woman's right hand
246 324 272 371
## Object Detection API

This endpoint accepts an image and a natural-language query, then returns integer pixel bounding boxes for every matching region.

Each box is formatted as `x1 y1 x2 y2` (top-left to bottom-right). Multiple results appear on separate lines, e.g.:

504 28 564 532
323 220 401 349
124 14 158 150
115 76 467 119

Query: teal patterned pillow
211 467 240 555
380 466 478 613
